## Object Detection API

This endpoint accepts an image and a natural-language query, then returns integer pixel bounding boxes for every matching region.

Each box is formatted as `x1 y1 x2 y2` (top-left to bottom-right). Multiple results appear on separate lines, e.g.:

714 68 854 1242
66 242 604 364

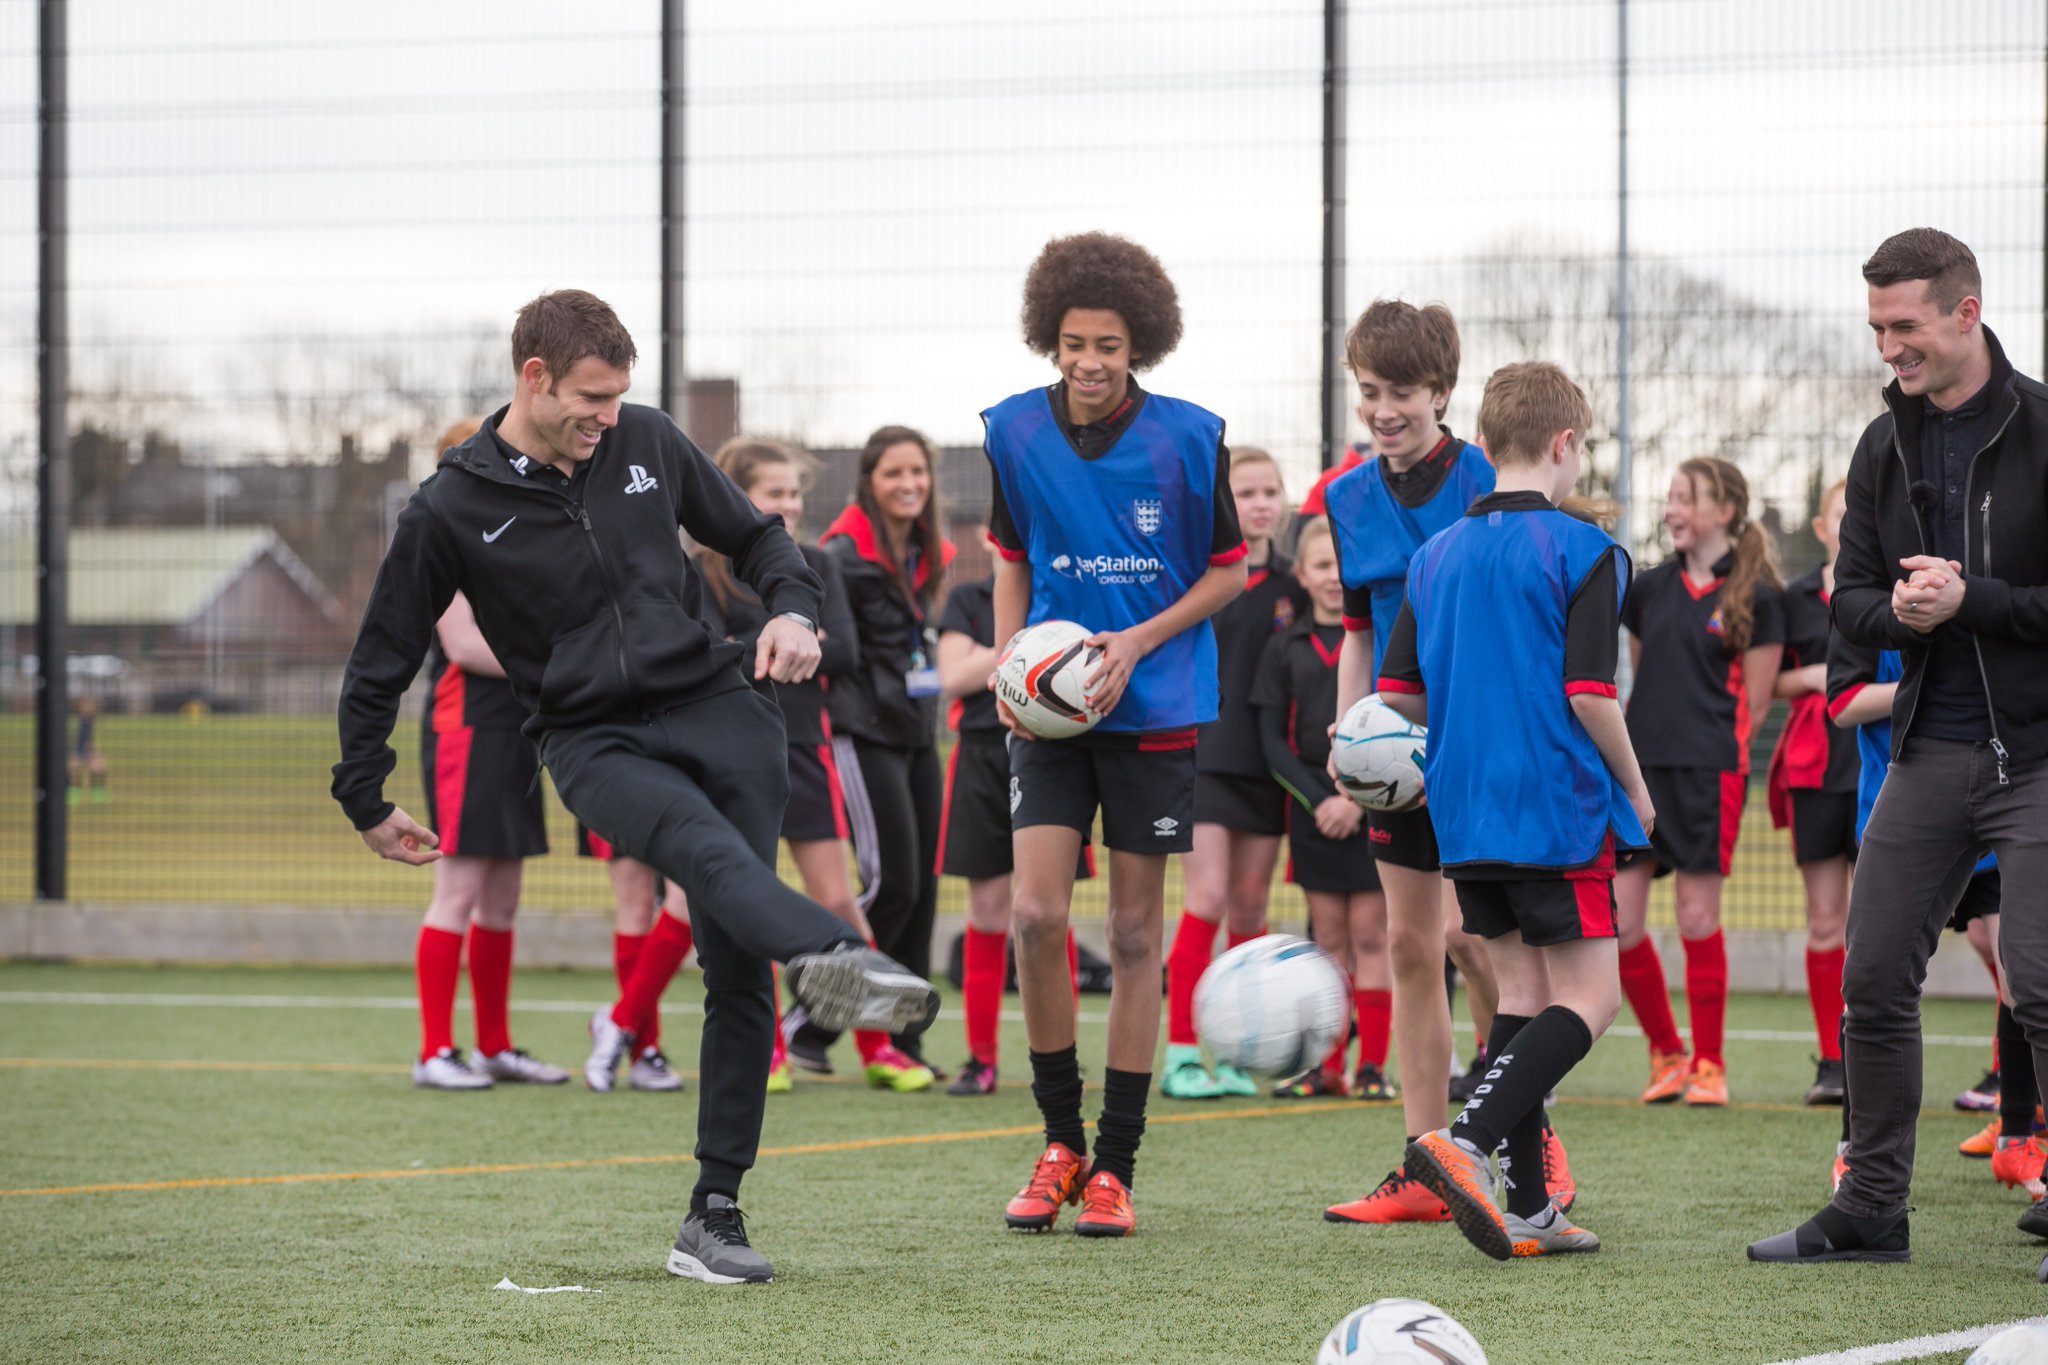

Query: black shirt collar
1465 489 1552 516
1046 377 1147 461
491 429 574 485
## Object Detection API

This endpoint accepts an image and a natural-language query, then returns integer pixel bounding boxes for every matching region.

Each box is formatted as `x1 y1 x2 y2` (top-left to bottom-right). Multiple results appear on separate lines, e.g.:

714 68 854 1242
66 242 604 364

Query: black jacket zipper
1962 404 2015 785
570 502 635 698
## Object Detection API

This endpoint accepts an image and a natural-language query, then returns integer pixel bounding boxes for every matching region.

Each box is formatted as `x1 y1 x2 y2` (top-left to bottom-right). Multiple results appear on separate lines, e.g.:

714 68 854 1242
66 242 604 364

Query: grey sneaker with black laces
668 1195 773 1284
413 1047 493 1090
471 1048 570 1085
1503 1198 1600 1256
628 1048 686 1093
584 1006 634 1093
784 943 939 1036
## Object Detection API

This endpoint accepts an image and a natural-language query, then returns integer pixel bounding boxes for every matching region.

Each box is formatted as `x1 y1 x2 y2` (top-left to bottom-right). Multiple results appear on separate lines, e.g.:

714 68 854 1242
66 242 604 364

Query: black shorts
1194 771 1287 838
1454 867 1618 946
942 731 1097 880
1287 803 1383 894
1621 766 1744 878
1366 804 1440 873
1789 788 1858 866
576 821 619 860
1011 737 1196 855
421 726 547 860
784 741 848 844
1949 865 2002 931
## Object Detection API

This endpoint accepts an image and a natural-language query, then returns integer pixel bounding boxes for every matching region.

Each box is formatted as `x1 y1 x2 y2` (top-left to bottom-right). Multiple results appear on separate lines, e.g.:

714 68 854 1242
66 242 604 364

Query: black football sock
1029 1046 1086 1157
2000 1005 2039 1139
1467 1013 1552 1219
1453 1006 1593 1177
1089 1068 1151 1190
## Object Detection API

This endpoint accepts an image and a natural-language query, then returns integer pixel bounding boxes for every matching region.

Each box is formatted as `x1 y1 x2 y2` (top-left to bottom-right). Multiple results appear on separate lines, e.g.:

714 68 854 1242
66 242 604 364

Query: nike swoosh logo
483 517 516 543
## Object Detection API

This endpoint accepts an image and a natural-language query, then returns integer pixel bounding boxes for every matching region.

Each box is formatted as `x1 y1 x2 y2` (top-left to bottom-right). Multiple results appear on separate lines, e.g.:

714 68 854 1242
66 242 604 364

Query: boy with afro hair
984 232 1248 1237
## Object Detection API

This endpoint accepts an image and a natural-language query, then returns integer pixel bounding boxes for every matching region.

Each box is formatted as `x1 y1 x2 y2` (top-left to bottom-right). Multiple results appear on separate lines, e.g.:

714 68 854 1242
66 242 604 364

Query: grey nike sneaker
1503 1199 1600 1257
413 1047 493 1091
471 1048 570 1085
628 1048 686 1093
584 1006 633 1093
784 943 939 1036
668 1195 773 1284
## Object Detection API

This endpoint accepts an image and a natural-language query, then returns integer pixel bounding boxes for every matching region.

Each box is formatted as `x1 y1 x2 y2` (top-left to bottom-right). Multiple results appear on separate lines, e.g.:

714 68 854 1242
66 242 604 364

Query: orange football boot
1004 1143 1086 1232
1959 1118 2000 1158
1991 1137 2048 1200
1641 1050 1690 1104
1684 1059 1729 1107
1541 1125 1576 1213
1406 1130 1511 1261
1324 1169 1451 1224
1073 1170 1137 1238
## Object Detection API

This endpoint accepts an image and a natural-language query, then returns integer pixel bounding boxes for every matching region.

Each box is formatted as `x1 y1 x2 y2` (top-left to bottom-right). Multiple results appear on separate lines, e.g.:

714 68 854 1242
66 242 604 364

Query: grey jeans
1834 737 2048 1218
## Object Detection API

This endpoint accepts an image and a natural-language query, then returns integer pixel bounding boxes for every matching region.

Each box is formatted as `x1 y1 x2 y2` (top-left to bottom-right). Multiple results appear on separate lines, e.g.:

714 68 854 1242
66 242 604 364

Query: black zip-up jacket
820 504 954 750
698 542 858 748
1833 325 2048 773
332 403 823 830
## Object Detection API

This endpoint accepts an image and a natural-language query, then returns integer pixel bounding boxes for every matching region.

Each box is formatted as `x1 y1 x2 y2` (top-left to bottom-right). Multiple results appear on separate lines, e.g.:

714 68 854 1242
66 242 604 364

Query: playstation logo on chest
625 464 659 495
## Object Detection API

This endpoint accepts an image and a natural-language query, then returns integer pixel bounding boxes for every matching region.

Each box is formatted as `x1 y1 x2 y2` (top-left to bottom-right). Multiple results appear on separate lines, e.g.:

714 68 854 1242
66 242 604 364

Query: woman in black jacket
697 439 869 1092
813 425 954 1087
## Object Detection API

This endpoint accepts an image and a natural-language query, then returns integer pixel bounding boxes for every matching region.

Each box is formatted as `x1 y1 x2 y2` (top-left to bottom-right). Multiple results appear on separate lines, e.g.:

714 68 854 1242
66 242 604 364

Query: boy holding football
1378 361 1653 1259
985 232 1247 1237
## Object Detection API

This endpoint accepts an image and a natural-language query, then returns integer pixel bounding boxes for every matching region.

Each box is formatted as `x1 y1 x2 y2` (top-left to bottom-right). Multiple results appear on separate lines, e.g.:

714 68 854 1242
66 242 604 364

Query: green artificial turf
0 961 2036 1364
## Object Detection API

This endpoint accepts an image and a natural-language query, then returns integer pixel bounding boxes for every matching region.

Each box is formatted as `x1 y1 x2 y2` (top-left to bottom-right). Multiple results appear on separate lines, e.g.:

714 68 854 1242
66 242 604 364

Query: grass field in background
0 715 1814 930
0 961 2032 1364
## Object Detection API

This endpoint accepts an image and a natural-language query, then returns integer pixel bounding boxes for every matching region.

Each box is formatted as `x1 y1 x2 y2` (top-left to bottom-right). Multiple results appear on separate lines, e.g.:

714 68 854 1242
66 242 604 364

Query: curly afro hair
1020 232 1183 370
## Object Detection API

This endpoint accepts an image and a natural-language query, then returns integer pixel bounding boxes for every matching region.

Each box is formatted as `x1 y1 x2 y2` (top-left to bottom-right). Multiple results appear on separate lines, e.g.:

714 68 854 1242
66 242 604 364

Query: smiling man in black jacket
332 290 938 1285
1750 230 2048 1272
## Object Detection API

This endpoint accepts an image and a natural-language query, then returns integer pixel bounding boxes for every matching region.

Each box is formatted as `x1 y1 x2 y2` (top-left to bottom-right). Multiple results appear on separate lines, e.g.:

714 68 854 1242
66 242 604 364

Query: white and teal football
1331 694 1427 813
1966 1323 2048 1365
1193 933 1349 1077
1316 1298 1488 1365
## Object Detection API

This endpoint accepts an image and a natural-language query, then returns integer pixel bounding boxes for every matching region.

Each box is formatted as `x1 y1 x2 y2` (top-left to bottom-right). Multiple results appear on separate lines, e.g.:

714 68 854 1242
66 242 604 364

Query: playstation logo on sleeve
625 465 659 495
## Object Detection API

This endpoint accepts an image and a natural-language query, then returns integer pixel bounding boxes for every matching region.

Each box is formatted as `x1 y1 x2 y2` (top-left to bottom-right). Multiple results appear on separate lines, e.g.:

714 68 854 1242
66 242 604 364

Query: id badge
904 646 941 698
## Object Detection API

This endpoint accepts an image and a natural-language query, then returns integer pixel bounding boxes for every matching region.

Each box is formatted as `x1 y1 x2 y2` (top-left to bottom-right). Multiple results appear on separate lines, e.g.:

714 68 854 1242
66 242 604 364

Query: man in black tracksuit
332 290 937 1285
1750 231 2048 1271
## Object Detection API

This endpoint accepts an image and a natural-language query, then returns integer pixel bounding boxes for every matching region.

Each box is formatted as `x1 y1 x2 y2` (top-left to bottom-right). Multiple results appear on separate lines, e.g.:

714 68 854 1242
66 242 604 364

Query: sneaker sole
629 1078 686 1093
785 954 940 1036
1004 1211 1061 1232
1745 1246 1910 1264
666 1248 772 1284
412 1077 492 1091
1406 1139 1511 1261
1073 1221 1134 1238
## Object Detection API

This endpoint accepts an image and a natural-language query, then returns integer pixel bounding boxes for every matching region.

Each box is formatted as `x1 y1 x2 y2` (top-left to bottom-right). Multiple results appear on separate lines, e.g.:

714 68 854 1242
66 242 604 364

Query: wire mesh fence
2 0 2043 938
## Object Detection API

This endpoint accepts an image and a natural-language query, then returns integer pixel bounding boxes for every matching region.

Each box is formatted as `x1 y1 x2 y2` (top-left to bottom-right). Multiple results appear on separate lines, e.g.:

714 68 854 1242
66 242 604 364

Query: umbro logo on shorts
1153 817 1179 837
625 464 659 495
483 516 516 543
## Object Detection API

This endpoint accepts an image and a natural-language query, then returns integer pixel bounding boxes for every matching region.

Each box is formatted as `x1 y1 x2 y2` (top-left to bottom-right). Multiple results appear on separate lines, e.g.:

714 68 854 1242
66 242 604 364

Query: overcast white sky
1 0 2042 541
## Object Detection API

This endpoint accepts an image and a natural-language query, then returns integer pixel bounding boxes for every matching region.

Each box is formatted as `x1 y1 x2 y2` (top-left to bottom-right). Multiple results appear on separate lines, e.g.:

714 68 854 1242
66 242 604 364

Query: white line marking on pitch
0 992 1986 1047
1765 1316 2047 1364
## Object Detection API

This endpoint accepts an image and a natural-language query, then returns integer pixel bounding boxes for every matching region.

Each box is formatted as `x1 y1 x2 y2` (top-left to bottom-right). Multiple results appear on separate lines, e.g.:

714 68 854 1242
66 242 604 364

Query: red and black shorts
1366 804 1440 873
576 821 620 860
1011 736 1196 855
1194 771 1288 838
1452 840 1618 946
784 741 849 844
1789 788 1858 866
941 729 1095 881
421 725 547 860
1287 803 1383 895
1622 765 1745 878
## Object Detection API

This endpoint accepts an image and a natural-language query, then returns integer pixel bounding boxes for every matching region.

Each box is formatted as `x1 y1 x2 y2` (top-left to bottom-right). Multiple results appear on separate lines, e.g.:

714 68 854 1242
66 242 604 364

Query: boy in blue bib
984 232 1247 1238
1378 361 1652 1261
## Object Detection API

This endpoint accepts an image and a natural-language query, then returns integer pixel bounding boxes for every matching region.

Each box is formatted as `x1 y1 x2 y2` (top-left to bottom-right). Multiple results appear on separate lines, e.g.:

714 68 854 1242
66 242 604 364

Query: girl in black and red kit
1764 477 1856 1106
1163 447 1306 1100
803 426 956 1091
1252 516 1394 1101
1616 456 1784 1109
697 438 872 1095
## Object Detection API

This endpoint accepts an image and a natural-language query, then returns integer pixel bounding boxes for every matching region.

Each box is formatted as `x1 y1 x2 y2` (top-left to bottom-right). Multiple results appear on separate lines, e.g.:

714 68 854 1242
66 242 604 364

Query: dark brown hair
697 438 815 614
1861 228 1981 314
1021 233 1183 370
510 289 638 382
1345 300 1460 414
855 424 946 607
1476 361 1591 468
1677 456 1782 654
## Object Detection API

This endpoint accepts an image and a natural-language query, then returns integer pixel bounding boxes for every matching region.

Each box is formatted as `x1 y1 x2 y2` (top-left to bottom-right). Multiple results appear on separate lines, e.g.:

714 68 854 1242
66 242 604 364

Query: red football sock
415 925 463 1062
1066 928 1080 1004
614 910 691 1051
614 931 646 994
1166 912 1218 1047
1226 925 1266 951
467 924 515 1057
1322 1030 1350 1079
1618 939 1685 1058
1805 946 1845 1060
963 926 1006 1067
1682 931 1729 1067
1354 988 1392 1069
